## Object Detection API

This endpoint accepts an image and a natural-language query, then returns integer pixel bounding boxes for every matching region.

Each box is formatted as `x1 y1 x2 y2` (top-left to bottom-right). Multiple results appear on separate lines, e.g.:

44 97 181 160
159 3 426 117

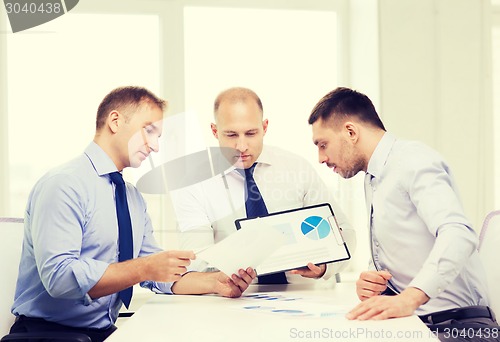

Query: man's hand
144 250 195 282
213 268 257 298
356 270 392 300
89 250 195 299
346 287 429 320
289 263 326 279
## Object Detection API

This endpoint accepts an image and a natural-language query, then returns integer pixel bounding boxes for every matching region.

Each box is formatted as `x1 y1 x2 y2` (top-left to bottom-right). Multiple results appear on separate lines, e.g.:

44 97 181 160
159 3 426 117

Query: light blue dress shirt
366 133 489 315
12 142 172 330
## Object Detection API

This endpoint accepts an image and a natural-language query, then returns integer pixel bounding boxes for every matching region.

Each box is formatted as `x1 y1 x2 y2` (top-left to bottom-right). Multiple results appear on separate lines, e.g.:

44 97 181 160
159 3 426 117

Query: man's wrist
318 263 334 281
210 271 222 294
316 264 327 278
400 287 430 310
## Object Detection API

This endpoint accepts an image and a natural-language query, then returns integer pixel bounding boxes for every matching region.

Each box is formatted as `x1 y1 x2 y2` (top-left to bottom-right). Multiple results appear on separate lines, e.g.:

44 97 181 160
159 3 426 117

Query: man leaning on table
170 87 356 298
309 86 499 341
9 87 195 342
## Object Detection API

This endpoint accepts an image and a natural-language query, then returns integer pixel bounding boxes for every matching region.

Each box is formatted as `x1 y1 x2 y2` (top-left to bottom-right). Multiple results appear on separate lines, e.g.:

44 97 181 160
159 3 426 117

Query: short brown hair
96 86 167 130
308 87 385 131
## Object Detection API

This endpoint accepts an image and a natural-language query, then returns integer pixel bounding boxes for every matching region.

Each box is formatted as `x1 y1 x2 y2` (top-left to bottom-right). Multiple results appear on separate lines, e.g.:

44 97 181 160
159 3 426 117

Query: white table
107 282 438 341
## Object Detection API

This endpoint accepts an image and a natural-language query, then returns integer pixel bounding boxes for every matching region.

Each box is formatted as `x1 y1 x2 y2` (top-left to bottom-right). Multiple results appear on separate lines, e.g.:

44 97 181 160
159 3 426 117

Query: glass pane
7 14 160 217
184 6 339 188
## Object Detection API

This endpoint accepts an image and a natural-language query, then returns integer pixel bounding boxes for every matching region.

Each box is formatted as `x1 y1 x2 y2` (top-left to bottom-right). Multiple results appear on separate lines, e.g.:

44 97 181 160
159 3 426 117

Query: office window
183 6 367 272
184 6 341 196
6 14 161 219
4 1 357 258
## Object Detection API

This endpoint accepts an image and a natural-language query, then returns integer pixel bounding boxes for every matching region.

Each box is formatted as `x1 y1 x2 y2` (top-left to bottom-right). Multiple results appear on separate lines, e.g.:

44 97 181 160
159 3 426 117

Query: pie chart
301 216 330 240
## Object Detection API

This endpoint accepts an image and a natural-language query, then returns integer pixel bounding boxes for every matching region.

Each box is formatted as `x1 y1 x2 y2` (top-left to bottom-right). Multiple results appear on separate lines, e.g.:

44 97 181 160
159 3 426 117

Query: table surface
108 282 439 341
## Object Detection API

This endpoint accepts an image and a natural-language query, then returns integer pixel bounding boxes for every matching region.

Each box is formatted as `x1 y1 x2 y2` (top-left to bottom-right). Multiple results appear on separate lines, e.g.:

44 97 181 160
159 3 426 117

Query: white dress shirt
366 132 489 315
171 145 356 282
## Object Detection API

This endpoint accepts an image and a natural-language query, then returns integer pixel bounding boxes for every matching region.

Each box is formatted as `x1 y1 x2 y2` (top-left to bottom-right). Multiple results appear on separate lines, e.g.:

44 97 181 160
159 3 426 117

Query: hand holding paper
197 223 286 277
197 204 350 278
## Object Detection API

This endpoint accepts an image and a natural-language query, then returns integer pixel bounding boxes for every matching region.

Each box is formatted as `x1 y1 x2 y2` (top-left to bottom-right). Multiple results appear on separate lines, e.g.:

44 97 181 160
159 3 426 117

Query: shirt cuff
408 267 448 298
319 263 336 281
140 280 174 294
77 259 109 302
83 293 94 306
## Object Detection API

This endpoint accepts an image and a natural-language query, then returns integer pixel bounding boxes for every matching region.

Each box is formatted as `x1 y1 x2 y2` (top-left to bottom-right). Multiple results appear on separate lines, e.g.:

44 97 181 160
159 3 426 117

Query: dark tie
109 172 133 309
364 172 374 227
240 163 287 284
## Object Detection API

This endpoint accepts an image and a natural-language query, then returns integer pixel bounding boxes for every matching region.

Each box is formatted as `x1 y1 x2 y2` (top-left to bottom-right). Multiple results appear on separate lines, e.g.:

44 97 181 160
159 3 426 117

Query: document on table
235 292 350 318
196 223 287 277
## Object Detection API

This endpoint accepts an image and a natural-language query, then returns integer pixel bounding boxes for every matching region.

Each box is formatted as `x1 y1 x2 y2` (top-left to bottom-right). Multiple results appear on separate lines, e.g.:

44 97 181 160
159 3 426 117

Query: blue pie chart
301 216 330 240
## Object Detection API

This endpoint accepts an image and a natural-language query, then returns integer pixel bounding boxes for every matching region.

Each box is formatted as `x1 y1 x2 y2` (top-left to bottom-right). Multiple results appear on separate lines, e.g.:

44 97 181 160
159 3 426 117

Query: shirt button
375 242 379 247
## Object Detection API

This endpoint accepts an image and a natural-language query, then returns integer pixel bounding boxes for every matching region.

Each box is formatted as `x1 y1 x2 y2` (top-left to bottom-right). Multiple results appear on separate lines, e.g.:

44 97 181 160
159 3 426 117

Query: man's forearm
171 272 217 295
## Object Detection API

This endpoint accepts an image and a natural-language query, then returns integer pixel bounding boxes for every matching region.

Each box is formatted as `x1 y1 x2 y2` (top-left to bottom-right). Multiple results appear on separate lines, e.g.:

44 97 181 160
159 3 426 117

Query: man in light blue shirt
309 87 498 341
9 87 197 341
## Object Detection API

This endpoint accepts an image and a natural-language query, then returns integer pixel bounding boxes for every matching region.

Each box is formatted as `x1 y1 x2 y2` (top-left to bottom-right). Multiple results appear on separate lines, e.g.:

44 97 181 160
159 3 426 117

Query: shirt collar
255 145 273 166
366 132 396 179
224 145 272 177
84 142 119 176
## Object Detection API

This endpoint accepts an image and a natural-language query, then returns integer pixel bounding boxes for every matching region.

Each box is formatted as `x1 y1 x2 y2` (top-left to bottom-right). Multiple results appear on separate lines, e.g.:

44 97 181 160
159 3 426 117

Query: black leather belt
419 306 496 325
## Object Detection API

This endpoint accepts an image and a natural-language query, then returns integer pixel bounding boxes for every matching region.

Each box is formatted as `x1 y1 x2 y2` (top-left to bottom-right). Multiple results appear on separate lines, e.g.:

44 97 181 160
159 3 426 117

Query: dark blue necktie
241 163 288 284
109 172 133 308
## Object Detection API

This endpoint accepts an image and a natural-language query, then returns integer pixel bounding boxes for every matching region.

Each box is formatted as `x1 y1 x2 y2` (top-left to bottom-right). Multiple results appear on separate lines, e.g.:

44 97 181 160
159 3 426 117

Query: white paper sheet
235 292 350 318
197 224 286 277
236 204 350 275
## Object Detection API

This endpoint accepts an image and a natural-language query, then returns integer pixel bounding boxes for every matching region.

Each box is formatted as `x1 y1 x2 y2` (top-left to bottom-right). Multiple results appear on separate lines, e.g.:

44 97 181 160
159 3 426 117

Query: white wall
377 0 493 230
0 13 8 217
493 7 500 208
343 0 494 270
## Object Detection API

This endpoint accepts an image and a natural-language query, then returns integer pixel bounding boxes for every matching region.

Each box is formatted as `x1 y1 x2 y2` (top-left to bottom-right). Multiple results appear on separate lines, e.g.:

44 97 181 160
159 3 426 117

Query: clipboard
235 203 350 276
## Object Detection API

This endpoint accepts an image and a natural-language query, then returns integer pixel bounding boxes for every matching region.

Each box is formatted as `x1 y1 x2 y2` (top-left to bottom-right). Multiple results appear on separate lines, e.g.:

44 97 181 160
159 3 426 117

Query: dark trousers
381 289 500 341
9 315 117 342
419 307 500 342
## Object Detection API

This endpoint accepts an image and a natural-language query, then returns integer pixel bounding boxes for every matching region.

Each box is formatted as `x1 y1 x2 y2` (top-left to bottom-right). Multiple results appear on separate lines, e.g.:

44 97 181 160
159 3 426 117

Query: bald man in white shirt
171 87 356 298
